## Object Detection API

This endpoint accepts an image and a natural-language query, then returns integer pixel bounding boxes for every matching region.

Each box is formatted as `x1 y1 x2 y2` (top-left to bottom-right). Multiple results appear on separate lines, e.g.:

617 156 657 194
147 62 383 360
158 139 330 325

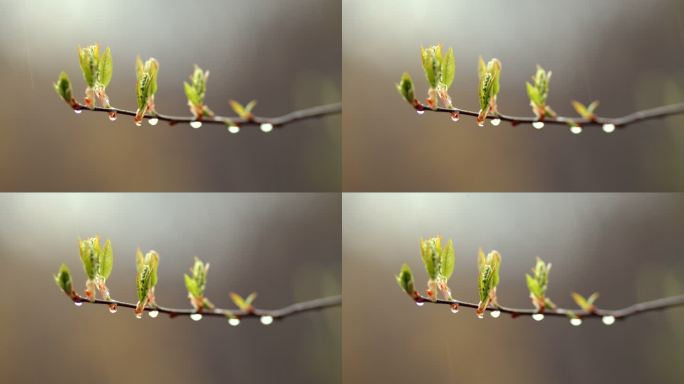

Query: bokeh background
343 0 684 191
343 194 684 383
0 0 340 191
0 193 340 383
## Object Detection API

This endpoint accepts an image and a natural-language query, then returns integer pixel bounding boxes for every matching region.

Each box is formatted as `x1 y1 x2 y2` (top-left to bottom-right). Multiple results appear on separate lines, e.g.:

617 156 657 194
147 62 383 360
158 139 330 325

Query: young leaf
54 263 73 297
229 100 257 120
440 47 455 89
230 292 257 311
396 263 416 296
419 237 440 280
527 65 554 119
137 265 152 302
78 44 99 87
184 65 211 119
572 292 599 312
184 273 200 297
439 239 455 280
420 45 441 89
527 257 553 311
53 71 73 105
477 57 502 123
572 100 599 120
100 239 113 279
396 72 416 104
97 46 113 87
79 237 100 280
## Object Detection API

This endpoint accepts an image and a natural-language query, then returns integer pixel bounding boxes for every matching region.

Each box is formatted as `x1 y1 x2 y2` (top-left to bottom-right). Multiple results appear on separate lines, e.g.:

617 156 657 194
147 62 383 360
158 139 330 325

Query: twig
410 293 684 322
70 294 341 322
72 102 342 129
413 102 684 130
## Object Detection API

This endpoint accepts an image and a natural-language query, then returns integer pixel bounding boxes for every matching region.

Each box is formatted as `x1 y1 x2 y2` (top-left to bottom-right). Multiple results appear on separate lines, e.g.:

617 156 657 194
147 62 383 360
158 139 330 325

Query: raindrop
532 121 544 129
108 306 117 314
450 303 459 314
190 313 203 321
490 310 501 318
415 301 424 307
108 111 117 121
602 123 616 133
260 315 274 325
228 318 240 326
148 118 159 126
602 315 616 325
135 312 143 319
74 109 82 114
490 118 501 126
476 312 484 319
570 126 582 134
148 310 159 318
477 121 485 127
532 313 544 321
260 123 274 133
190 121 202 129
228 125 240 134
135 121 142 127
416 109 425 115
74 301 83 307
450 111 460 122
570 318 582 326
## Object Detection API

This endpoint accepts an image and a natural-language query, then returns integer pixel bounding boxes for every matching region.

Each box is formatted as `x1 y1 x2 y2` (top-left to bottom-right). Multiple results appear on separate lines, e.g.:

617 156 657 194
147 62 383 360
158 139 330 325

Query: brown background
0 0 340 191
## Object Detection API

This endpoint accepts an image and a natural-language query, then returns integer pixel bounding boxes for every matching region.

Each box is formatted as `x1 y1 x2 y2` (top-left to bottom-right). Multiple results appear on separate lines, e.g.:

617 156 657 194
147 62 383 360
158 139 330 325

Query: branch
69 293 341 324
72 101 342 131
409 293 684 324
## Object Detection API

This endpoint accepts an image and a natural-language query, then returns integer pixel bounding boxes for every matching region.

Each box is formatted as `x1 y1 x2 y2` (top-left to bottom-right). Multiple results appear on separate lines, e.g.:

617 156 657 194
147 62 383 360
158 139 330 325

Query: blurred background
0 0 340 191
0 193 340 383
343 0 684 191
343 194 684 383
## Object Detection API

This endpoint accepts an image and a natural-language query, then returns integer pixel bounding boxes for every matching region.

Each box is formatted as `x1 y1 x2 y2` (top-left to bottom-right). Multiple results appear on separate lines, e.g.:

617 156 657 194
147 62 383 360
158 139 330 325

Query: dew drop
477 121 485 127
490 118 501 126
450 303 459 314
490 310 501 318
602 123 616 133
532 313 544 321
260 123 274 133
228 318 240 326
415 301 424 307
135 121 142 127
148 118 159 126
74 109 82 115
228 125 240 134
532 121 544 129
108 111 117 121
570 318 582 326
74 301 83 307
190 121 202 129
148 310 159 318
476 312 484 319
416 109 425 115
190 313 203 321
570 126 582 134
108 306 117 314
450 111 460 122
260 315 274 325
135 312 143 319
602 315 616 325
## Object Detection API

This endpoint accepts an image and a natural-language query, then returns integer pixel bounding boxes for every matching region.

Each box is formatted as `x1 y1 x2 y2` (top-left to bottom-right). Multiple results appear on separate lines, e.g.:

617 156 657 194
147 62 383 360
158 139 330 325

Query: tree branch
72 102 341 130
409 293 684 322
69 293 341 323
411 101 684 131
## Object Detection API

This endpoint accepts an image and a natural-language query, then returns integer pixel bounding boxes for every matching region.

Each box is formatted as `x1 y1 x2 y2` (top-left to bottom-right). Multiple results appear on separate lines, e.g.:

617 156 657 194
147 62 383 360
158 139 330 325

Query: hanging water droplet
190 313 203 321
148 310 159 318
415 301 424 307
74 301 83 307
570 318 582 326
108 305 117 314
260 123 274 133
190 121 202 129
490 310 501 318
135 121 142 127
74 109 82 114
228 125 240 134
260 315 274 325
602 123 616 133
570 126 582 134
450 111 460 122
148 118 159 126
135 312 143 319
450 303 459 314
602 315 616 325
532 313 544 321
416 109 425 115
532 121 544 129
490 118 501 126
108 111 117 121
476 312 484 319
477 121 485 127
228 318 240 326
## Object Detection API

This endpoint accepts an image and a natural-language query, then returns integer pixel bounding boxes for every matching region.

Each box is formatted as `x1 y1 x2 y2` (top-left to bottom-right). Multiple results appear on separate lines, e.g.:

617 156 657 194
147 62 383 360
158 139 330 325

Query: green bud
572 292 599 312
395 263 416 296
526 257 553 311
571 100 599 120
477 57 502 123
229 99 257 120
137 264 152 303
526 65 553 119
396 72 415 104
184 65 211 119
54 263 73 297
53 71 73 105
230 292 257 311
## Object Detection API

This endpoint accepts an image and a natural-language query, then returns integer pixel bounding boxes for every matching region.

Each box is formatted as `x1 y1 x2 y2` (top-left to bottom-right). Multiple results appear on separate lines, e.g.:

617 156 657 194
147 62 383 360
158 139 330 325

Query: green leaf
479 264 493 302
477 250 501 302
479 72 494 110
137 73 152 111
572 100 599 120
440 47 455 88
230 292 256 311
526 273 540 297
439 239 455 279
229 100 251 119
183 82 199 105
146 251 159 288
396 72 415 104
97 46 113 87
79 237 100 279
395 263 415 295
184 273 200 297
137 265 152 302
78 44 99 87
420 45 441 88
53 71 73 104
99 238 113 279
54 263 73 296
419 237 440 280
572 292 599 312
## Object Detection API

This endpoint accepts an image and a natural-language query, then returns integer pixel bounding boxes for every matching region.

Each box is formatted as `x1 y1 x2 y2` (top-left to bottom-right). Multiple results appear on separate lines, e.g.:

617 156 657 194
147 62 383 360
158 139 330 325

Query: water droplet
228 125 240 134
416 109 425 115
570 126 582 134
450 303 459 314
602 315 615 325
108 305 117 314
148 118 159 126
148 310 159 318
260 123 274 133
190 313 203 321
135 312 143 319
190 121 202 129
260 315 274 325
532 121 544 129
135 121 142 127
477 121 485 127
450 111 460 122
74 109 82 114
490 310 501 318
108 111 117 121
602 123 616 133
476 312 484 319
570 318 582 326
490 118 501 126
74 301 83 307
415 301 424 307
532 313 544 321
228 318 240 326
